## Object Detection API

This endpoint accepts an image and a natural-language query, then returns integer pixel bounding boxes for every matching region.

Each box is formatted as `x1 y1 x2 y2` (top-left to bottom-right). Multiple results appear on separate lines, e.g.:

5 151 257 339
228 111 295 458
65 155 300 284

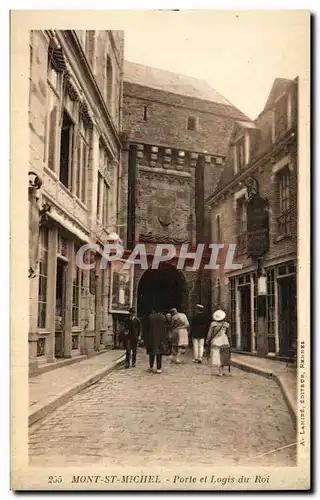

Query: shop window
37 227 49 328
101 269 107 330
97 171 102 221
236 196 247 254
229 278 237 348
59 110 74 189
288 263 296 274
274 93 289 140
267 269 276 353
253 273 257 350
187 116 197 131
215 278 221 305
277 168 291 236
277 262 296 277
72 246 81 327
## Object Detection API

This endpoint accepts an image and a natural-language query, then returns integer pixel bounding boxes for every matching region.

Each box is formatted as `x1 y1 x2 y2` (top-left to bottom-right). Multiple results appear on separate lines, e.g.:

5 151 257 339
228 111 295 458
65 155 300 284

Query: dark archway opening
137 264 185 318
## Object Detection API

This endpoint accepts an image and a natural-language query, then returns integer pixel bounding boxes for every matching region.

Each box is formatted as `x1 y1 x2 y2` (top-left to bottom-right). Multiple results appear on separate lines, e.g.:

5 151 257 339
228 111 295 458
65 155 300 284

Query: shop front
229 260 297 357
33 221 92 368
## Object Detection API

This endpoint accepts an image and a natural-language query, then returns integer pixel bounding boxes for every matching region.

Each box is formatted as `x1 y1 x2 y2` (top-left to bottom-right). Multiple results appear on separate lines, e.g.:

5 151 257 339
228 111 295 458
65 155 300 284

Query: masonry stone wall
123 83 240 156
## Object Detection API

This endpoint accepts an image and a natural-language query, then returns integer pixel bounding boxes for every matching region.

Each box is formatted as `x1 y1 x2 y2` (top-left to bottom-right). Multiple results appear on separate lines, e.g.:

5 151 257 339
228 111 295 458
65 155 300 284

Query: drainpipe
116 42 124 239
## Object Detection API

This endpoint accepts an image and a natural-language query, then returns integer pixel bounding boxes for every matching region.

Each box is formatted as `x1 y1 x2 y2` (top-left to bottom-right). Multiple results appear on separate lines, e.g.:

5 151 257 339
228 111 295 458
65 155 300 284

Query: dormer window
274 93 290 140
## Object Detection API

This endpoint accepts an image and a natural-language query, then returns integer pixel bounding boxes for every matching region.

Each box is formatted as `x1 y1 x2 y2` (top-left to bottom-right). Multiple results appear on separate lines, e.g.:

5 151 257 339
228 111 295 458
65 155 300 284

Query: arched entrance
137 264 186 317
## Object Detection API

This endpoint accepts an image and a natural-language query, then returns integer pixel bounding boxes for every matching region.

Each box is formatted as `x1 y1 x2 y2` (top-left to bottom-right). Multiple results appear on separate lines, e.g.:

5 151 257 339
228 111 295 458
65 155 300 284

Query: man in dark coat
190 304 211 363
123 308 141 369
144 309 167 373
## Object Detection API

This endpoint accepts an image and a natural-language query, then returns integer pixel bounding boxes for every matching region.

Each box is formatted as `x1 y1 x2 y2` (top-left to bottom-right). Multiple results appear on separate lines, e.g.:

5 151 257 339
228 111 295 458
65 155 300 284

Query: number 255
48 476 62 483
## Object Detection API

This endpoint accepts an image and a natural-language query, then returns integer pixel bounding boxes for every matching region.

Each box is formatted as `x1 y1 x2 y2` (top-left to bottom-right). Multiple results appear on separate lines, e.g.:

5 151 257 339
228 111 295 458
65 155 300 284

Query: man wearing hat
123 307 141 369
206 309 231 376
190 304 211 364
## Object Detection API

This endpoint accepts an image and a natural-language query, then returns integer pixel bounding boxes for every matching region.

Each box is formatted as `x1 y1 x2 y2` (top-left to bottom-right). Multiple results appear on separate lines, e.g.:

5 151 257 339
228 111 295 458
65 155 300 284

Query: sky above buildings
121 10 309 120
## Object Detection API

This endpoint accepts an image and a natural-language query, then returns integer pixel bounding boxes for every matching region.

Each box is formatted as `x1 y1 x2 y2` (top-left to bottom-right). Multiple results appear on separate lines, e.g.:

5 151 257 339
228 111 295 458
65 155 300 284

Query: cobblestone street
29 350 296 468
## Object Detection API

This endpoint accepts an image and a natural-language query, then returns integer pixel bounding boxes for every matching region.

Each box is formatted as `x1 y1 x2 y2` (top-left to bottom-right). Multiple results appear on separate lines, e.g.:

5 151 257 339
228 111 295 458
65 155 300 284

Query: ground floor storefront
227 259 297 357
29 222 114 373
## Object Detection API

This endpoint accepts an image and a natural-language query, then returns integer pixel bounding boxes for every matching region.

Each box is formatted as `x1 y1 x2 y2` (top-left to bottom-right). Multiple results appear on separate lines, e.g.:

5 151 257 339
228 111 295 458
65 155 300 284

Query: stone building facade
207 77 298 357
119 61 251 319
28 30 124 372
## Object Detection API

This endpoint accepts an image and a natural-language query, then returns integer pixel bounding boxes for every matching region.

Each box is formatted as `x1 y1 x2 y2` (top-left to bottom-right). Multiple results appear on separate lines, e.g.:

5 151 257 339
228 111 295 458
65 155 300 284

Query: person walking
206 309 231 376
123 308 141 369
170 308 190 364
144 309 167 373
190 304 210 364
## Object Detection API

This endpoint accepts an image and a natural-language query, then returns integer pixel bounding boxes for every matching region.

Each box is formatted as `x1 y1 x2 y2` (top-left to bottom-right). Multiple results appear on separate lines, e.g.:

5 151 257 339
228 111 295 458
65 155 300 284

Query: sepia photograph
11 8 310 491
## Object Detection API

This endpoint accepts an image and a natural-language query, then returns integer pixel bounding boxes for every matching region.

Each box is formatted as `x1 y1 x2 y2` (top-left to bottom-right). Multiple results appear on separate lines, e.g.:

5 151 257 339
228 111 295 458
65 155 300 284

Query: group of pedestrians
121 304 231 376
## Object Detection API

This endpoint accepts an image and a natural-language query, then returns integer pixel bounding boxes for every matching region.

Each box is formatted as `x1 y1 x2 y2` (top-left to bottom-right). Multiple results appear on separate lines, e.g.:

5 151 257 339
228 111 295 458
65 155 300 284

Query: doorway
278 275 297 357
137 264 186 334
55 259 67 358
239 285 251 352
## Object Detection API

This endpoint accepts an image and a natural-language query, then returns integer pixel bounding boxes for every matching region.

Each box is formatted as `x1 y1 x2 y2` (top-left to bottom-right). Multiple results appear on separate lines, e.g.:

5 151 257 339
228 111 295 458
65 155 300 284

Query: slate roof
124 60 249 120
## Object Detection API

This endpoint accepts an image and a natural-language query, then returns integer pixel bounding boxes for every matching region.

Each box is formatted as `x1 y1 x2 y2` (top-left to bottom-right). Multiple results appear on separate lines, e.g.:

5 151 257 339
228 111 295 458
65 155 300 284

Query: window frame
75 117 90 205
98 142 112 229
277 167 292 237
59 108 75 191
44 54 62 173
187 115 197 131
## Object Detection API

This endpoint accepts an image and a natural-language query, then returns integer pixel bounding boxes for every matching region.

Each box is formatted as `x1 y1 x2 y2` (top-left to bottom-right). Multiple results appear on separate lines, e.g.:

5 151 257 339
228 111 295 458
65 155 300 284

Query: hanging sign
245 177 270 258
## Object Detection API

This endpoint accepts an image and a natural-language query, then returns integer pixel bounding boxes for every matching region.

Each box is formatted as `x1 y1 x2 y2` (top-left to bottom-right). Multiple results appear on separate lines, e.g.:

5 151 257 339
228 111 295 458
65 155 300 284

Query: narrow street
29 350 296 468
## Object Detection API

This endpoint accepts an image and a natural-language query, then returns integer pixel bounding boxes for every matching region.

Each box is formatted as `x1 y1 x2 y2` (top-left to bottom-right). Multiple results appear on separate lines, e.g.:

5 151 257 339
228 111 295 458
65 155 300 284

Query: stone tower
120 61 250 318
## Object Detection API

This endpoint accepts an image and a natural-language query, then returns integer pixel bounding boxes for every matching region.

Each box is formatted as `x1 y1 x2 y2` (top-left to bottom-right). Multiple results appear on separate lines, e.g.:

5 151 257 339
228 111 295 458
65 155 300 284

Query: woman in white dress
206 309 230 376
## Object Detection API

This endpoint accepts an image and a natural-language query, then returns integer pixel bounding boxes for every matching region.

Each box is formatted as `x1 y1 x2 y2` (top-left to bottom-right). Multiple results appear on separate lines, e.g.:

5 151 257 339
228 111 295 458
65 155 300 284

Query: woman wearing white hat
206 309 231 376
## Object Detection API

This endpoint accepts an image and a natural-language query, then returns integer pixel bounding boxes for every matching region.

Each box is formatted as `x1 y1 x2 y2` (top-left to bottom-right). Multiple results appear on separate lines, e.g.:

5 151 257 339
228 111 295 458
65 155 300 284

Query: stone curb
231 359 297 428
275 374 297 428
29 353 126 427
